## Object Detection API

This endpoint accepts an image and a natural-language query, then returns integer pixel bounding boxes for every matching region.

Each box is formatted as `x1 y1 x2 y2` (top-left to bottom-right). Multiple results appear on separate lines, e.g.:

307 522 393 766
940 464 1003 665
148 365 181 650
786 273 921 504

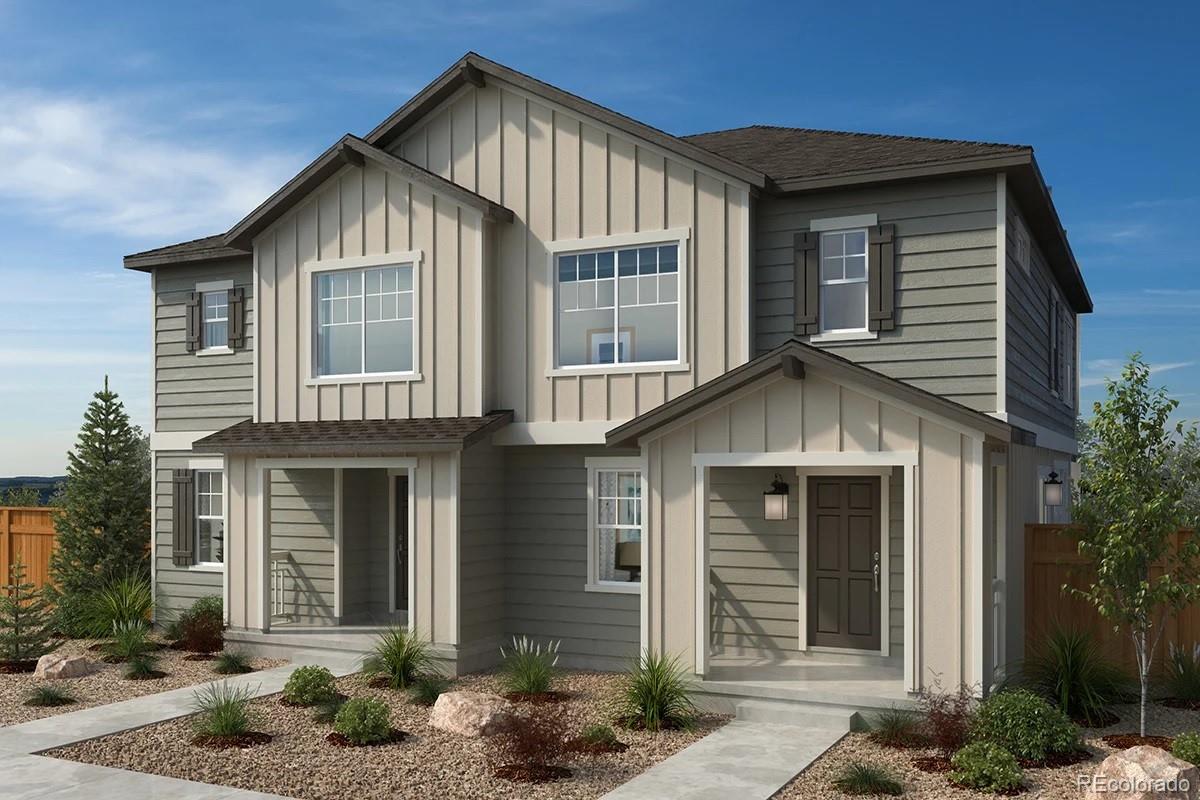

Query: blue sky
0 0 1196 474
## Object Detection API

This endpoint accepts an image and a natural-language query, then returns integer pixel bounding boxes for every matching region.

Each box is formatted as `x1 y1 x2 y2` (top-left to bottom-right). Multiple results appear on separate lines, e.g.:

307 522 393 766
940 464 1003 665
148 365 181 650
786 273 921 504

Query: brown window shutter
185 292 202 352
172 469 195 567
228 287 246 350
794 231 821 335
868 224 896 332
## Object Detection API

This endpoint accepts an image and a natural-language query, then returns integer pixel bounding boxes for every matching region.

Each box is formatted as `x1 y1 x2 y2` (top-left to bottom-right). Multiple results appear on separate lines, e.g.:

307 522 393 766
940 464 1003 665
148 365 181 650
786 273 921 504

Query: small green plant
84 571 152 638
617 650 697 731
407 673 452 706
869 707 925 748
312 695 348 724
283 665 337 706
192 681 258 738
1010 626 1130 726
213 650 253 675
1173 731 1200 766
1165 643 1200 703
949 741 1023 793
23 685 76 707
333 697 392 744
124 652 162 679
362 626 432 690
832 762 904 796
172 595 224 653
103 620 152 661
581 724 619 746
972 689 1079 762
0 558 57 664
915 681 975 758
499 635 560 696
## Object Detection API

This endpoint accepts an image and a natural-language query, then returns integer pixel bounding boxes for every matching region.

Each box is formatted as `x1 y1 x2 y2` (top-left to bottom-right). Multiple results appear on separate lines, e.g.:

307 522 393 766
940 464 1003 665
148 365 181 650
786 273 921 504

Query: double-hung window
586 458 642 592
818 229 869 334
202 291 229 349
313 262 416 378
554 234 685 370
195 470 224 566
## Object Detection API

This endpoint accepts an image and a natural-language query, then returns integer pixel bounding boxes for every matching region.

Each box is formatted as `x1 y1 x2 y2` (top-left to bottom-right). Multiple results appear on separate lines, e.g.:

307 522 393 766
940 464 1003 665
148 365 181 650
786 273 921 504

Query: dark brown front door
807 477 881 651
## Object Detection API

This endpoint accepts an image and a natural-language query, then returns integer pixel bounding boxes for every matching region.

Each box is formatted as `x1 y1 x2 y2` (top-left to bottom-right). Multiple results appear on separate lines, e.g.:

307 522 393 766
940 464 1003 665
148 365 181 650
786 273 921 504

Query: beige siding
153 258 254 432
755 175 998 412
392 81 751 424
153 452 222 619
269 469 336 625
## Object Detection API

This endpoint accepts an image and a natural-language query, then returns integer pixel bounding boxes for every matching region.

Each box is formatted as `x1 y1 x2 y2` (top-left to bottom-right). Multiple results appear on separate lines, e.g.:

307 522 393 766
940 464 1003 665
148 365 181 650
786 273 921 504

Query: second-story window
202 291 229 349
314 264 415 378
556 241 681 369
818 229 869 334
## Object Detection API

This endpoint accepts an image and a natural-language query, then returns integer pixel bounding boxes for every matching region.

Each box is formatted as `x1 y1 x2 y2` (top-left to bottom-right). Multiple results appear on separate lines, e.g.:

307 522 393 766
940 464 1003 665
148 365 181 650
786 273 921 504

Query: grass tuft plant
362 626 432 690
192 681 258 738
333 697 393 744
499 635 560 696
103 620 152 662
84 572 152 638
1008 626 1130 726
213 650 253 675
617 649 697 732
407 673 452 706
124 652 162 680
869 706 926 748
832 762 904 796
23 685 76 707
581 724 619 746
283 665 337 706
1164 643 1200 703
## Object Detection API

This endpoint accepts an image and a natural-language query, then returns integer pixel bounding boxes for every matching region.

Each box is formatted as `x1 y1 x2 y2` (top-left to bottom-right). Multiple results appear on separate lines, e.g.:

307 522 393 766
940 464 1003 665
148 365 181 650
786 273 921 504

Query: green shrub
103 620 152 661
1165 643 1200 702
950 741 1023 793
362 626 431 690
1009 626 1130 726
581 724 619 746
283 665 337 706
192 681 258 737
499 635 560 695
213 650 253 675
124 652 161 679
23 685 76 707
84 572 152 638
1173 732 1200 766
172 596 223 654
334 697 392 744
407 673 452 706
869 707 925 748
617 650 697 731
972 689 1079 762
832 762 903 796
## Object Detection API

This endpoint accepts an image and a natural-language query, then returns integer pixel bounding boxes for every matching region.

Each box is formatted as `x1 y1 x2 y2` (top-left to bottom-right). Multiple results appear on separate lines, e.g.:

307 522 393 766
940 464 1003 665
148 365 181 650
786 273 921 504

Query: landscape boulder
1083 746 1199 800
429 691 515 737
34 653 95 679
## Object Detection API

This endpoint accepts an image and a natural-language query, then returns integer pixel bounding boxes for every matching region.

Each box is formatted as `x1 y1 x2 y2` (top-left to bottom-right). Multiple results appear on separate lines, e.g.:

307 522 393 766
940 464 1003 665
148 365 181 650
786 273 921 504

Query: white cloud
0 88 301 239
1079 359 1196 388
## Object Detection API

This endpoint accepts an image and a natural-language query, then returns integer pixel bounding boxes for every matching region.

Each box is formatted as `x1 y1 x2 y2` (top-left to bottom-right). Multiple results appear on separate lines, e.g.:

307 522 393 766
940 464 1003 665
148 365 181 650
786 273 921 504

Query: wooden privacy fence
1026 523 1200 671
0 506 58 591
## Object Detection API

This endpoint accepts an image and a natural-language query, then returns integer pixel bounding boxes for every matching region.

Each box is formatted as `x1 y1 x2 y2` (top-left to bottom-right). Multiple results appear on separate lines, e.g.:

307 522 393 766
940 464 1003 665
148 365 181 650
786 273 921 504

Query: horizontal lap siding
1005 199 1076 436
153 452 221 619
270 469 336 625
459 441 506 650
393 81 750 424
755 175 998 412
502 446 639 668
154 259 254 432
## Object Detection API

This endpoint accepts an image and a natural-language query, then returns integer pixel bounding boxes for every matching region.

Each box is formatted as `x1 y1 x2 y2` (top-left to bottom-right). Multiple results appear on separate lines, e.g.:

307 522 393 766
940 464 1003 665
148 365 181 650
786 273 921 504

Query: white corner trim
252 246 260 423
149 451 157 622
995 174 1008 416
694 464 710 675
970 437 985 691
195 279 234 293
450 451 461 646
740 189 752 366
808 330 878 344
809 213 878 232
333 468 343 620
150 431 220 452
904 462 919 693
492 421 622 446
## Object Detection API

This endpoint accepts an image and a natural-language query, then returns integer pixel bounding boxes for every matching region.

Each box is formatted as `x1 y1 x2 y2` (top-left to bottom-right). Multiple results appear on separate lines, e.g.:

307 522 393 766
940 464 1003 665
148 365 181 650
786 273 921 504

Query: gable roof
606 338 1013 449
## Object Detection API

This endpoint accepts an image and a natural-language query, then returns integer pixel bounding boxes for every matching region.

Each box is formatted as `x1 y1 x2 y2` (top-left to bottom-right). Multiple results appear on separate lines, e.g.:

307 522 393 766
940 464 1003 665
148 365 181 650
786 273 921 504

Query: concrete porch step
697 677 916 714
734 699 858 730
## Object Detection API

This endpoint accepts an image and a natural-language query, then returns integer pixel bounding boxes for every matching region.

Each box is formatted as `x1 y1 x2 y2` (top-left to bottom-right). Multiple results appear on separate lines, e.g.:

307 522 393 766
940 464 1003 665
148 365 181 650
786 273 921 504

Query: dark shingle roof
125 234 248 272
682 125 1030 183
193 412 513 456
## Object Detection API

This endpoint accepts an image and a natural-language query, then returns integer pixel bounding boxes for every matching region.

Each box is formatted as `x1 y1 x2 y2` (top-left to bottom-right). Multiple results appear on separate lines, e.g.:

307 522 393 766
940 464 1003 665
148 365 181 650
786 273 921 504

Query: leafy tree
47 378 151 636
0 558 57 665
2 487 41 507
1071 354 1200 735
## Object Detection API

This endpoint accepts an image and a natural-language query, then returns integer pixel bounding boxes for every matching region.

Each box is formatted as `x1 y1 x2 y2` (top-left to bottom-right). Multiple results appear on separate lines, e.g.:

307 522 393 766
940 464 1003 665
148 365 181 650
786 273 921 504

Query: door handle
873 551 881 593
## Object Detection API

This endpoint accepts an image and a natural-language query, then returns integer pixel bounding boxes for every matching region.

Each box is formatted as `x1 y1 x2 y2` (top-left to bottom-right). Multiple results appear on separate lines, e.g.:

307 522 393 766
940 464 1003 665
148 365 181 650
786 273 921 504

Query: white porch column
693 465 710 676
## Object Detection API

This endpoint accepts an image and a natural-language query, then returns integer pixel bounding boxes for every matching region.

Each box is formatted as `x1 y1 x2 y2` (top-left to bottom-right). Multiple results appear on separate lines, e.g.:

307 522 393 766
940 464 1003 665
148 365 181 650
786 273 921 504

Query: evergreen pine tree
47 378 151 635
0 558 57 666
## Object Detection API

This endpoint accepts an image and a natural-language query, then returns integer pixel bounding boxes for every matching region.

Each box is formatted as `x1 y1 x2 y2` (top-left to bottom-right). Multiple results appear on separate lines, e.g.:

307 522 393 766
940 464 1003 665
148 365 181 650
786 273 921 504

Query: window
586 459 642 592
1049 294 1074 405
818 229 869 333
314 264 415 378
202 291 229 349
555 240 681 369
1015 217 1031 273
195 470 224 565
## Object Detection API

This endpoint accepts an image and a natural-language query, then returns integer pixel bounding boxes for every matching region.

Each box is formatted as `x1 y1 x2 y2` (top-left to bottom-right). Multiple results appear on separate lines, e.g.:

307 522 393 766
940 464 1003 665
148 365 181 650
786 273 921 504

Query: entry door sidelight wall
807 476 882 651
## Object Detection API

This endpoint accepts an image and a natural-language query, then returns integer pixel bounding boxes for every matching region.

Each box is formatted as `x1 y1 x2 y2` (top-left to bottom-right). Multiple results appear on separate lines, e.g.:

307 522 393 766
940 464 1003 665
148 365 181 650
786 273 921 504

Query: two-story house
127 53 1089 704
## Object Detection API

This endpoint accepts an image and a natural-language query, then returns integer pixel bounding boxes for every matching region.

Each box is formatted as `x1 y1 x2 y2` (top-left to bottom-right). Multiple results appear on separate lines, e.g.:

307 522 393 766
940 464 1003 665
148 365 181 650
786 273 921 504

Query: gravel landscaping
49 670 727 800
0 639 285 726
774 701 1200 799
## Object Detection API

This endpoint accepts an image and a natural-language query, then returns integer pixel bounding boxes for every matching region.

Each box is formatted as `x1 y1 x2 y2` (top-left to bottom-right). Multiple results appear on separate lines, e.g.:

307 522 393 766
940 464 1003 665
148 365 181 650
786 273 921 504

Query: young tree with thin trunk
0 558 57 667
1072 355 1200 736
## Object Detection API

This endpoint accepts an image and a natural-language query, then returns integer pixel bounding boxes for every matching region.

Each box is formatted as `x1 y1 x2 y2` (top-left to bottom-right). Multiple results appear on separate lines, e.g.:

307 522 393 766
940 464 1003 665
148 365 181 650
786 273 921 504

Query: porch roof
193 411 513 456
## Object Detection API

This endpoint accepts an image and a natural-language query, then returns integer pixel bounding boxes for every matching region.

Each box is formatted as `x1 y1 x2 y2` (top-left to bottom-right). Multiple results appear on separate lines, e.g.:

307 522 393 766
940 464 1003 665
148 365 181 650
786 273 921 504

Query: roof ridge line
684 123 1030 151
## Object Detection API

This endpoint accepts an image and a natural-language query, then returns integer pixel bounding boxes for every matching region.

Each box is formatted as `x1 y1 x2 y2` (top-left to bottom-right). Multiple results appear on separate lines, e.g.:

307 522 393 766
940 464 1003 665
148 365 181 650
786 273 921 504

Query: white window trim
302 251 424 386
194 468 225 569
183 456 225 573
546 228 690 377
817 228 871 336
584 456 643 594
195 279 234 355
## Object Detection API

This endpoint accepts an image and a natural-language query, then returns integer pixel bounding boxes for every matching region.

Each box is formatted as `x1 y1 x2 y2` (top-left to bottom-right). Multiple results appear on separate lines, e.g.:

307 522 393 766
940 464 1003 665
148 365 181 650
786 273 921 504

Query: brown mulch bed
911 755 952 773
1075 709 1121 727
1018 748 1093 768
192 732 273 750
183 653 217 662
1101 733 1174 749
125 671 169 681
504 691 571 704
492 764 572 784
325 729 409 747
565 737 629 755
0 661 37 674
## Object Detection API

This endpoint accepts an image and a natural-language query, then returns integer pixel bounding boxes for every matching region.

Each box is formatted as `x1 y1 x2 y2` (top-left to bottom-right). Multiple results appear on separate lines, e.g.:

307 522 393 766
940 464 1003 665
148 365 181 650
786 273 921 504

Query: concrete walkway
600 720 844 800
0 650 359 800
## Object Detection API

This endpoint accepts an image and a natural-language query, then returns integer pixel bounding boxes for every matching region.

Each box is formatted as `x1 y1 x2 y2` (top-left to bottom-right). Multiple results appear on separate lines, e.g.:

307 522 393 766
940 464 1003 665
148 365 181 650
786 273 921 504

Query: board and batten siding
269 469 336 625
1005 199 1077 437
390 80 751 424
252 160 485 423
645 370 985 690
754 175 998 413
153 452 222 618
153 258 254 432
502 446 640 669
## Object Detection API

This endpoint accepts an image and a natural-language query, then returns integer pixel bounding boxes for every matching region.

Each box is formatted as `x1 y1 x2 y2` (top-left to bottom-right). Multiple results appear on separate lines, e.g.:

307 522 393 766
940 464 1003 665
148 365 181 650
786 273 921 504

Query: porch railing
269 550 294 623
